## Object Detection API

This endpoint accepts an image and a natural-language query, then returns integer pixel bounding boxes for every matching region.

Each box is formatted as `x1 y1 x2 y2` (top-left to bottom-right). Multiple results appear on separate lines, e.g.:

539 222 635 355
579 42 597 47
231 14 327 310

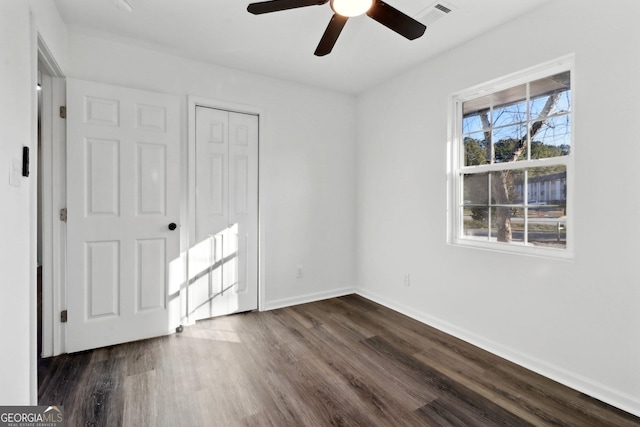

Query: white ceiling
53 0 552 94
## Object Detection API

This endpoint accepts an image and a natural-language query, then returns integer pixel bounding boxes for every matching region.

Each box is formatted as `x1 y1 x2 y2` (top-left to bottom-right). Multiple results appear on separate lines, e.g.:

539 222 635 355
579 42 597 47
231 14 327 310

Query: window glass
532 116 571 157
464 133 489 166
463 173 488 205
462 113 486 134
493 125 527 163
492 84 527 127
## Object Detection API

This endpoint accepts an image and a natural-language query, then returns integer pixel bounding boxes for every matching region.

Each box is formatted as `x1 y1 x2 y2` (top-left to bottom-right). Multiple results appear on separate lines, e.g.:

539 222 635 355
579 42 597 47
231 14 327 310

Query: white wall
356 0 640 416
29 0 68 73
66 32 357 310
0 1 35 405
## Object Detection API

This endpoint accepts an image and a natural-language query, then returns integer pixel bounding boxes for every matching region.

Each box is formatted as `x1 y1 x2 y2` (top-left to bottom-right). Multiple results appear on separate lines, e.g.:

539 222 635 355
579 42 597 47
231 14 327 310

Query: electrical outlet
403 274 410 287
297 265 303 278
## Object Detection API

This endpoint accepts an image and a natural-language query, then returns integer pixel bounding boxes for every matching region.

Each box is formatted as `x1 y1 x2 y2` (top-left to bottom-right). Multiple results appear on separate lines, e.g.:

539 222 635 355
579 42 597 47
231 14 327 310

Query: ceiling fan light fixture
330 0 373 17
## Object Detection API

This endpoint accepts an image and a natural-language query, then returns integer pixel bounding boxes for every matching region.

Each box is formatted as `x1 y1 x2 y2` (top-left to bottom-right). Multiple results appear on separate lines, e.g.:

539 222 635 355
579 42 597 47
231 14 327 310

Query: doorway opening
37 37 66 362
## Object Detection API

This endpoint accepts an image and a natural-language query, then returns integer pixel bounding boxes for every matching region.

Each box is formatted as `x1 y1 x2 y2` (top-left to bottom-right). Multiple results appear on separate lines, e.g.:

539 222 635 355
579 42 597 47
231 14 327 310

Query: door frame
186 96 265 325
38 35 67 358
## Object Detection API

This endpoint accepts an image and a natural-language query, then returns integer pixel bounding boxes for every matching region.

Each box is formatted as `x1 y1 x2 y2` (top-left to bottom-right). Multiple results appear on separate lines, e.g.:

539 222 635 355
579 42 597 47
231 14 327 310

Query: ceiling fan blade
247 0 328 15
314 14 348 56
366 0 426 40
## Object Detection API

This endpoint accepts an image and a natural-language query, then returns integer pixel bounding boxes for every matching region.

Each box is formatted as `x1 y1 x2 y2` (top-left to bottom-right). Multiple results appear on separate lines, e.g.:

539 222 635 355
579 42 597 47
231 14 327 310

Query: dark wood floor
39 295 639 426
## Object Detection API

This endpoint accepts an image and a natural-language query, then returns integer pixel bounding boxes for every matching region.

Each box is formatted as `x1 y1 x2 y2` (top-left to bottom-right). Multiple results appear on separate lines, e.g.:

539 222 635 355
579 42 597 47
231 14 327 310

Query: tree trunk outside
494 173 513 242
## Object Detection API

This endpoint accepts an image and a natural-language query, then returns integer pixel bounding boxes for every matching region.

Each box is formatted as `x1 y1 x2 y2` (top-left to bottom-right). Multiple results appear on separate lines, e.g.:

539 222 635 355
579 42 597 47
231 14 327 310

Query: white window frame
448 56 575 259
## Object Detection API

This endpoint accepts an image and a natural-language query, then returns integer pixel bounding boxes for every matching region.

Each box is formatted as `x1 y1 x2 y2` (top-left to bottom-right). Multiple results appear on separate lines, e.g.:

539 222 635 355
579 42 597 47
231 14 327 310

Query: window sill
451 237 574 261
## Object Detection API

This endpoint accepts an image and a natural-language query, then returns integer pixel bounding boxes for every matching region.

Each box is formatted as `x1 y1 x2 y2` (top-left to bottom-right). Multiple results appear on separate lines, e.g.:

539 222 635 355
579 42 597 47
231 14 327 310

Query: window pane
530 72 571 120
463 207 489 240
463 94 492 117
554 90 571 115
527 218 566 249
490 169 524 205
464 133 489 166
527 166 567 206
493 103 526 128
527 164 567 248
508 208 526 243
491 207 525 243
488 171 524 244
492 84 526 126
530 92 571 120
531 115 571 158
493 124 527 163
462 112 487 134
463 173 488 205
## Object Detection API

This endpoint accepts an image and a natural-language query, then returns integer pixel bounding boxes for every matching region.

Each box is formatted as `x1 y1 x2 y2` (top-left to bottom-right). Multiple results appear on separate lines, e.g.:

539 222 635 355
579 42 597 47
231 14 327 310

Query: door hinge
59 208 67 222
60 310 68 323
59 106 67 119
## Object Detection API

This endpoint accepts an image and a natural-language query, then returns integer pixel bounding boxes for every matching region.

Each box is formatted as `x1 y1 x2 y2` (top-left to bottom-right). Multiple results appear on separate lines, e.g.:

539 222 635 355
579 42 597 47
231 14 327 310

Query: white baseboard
355 287 640 418
262 287 355 312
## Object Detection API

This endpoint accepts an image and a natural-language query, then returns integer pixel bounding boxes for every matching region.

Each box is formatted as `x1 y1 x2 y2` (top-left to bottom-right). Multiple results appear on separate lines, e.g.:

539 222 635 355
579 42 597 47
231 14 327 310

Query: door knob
168 223 177 231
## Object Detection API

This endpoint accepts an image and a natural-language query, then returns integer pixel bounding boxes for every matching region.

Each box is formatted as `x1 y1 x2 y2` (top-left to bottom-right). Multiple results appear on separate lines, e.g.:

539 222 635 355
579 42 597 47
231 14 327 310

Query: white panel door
190 106 258 321
66 79 180 353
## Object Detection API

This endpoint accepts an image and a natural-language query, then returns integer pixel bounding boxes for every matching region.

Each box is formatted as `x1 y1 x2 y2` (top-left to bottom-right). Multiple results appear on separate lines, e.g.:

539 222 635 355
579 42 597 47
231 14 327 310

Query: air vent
435 4 452 13
417 2 453 26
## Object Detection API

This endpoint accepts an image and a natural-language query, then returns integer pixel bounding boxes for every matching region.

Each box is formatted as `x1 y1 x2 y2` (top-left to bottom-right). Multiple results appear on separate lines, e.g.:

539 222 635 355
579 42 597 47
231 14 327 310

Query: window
450 59 573 258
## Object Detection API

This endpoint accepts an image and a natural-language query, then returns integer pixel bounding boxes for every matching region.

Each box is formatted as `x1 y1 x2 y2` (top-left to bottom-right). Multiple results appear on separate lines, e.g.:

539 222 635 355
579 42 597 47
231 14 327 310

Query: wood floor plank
282 299 440 413
279 317 433 423
361 335 535 426
414 348 566 425
75 355 125 426
38 295 640 426
122 371 158 426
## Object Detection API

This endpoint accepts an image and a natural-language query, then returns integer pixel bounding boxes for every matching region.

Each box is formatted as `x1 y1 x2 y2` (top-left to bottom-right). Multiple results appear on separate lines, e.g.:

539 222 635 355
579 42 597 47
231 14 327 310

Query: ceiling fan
246 0 427 56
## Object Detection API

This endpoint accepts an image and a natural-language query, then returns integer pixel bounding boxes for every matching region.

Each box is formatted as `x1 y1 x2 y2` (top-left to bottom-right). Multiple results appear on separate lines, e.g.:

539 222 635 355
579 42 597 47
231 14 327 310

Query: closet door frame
186 96 265 325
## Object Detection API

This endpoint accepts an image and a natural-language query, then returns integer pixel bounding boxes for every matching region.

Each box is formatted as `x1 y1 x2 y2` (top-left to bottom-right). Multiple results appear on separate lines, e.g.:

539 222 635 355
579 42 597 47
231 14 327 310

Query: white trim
37 34 64 78
186 96 266 324
452 54 576 103
51 77 66 356
262 288 355 312
38 36 66 358
354 287 640 418
39 75 68 357
458 155 569 174
451 238 574 261
40 73 54 358
448 55 575 259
